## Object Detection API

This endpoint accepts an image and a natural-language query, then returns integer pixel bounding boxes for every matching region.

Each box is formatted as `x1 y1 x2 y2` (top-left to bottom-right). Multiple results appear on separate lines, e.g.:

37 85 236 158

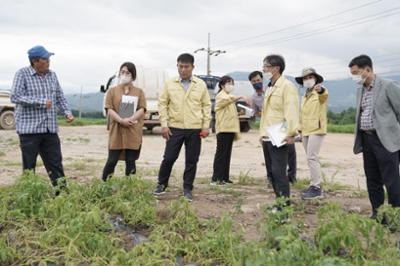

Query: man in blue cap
11 45 74 191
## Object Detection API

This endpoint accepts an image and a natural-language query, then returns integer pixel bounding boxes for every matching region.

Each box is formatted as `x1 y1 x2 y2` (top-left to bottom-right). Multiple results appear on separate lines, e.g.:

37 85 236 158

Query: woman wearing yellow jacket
211 76 244 185
295 68 328 199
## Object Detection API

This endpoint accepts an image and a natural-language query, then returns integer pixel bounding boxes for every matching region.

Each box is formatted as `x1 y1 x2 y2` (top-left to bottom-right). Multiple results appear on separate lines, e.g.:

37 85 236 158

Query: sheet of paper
266 122 287 147
121 95 138 105
119 95 138 118
237 103 255 117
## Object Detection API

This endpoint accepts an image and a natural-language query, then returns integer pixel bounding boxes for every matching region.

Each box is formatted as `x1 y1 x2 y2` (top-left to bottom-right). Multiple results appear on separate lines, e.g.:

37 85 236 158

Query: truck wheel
0 110 15 130
240 121 250 133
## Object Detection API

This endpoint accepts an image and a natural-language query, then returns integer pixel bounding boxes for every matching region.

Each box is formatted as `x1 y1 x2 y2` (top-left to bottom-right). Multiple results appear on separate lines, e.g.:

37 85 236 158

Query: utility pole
194 33 226 75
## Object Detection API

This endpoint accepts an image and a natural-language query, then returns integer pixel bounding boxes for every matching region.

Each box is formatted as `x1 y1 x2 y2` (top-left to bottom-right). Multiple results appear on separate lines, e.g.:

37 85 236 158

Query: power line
290 55 400 73
308 60 400 74
215 0 383 47
304 69 400 79
309 54 400 68
233 8 400 49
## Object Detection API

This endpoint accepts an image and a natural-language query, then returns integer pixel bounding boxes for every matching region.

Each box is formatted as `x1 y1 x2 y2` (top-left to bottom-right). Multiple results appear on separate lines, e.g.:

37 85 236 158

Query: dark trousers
158 128 201 191
262 142 296 184
362 132 400 214
262 141 290 198
212 133 235 182
287 144 297 182
18 133 65 186
102 149 140 180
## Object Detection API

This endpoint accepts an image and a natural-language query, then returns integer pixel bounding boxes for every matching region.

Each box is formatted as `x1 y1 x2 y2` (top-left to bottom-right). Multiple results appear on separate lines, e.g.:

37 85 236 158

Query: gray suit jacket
354 76 400 154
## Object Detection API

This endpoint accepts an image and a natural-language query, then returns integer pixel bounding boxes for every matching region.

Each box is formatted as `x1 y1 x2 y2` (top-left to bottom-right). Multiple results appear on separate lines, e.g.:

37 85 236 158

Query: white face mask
303 79 316 89
224 84 234 93
263 71 273 81
352 74 366 85
118 75 132 85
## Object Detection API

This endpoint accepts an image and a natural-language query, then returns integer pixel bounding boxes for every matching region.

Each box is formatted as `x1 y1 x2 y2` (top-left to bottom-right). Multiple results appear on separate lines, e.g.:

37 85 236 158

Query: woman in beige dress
102 62 147 181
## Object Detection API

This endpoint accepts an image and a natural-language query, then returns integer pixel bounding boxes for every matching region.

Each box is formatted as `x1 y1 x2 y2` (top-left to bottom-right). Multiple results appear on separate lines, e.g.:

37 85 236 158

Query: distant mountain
65 74 400 113
226 71 400 113
65 92 104 112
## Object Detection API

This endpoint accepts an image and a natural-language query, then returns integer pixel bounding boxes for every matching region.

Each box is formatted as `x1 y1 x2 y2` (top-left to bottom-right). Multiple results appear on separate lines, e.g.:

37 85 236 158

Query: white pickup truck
100 67 169 131
100 70 253 132
0 90 15 130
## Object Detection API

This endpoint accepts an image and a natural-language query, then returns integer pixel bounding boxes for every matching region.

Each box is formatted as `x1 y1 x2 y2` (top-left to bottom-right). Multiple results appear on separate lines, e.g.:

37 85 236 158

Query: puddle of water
110 215 149 245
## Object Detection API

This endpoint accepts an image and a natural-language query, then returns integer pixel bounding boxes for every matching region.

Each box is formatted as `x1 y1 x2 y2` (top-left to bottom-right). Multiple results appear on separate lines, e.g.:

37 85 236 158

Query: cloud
0 0 399 93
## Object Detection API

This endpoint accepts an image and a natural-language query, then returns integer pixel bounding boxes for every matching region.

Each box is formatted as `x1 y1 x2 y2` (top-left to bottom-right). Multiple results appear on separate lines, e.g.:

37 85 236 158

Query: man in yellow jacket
260 54 300 202
153 53 211 202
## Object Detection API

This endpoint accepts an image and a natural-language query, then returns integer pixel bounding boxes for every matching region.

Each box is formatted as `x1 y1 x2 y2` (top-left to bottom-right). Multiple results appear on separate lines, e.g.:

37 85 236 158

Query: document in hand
266 122 287 147
119 95 138 118
237 103 255 117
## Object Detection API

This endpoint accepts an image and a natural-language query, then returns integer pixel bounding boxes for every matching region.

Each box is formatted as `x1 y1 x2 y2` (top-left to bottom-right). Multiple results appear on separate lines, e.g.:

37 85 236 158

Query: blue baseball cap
27 45 55 59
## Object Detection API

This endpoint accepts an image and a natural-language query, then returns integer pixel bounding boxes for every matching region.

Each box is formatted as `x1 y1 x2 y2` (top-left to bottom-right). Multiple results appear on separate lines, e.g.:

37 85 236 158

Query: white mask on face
224 84 234 93
303 79 316 89
263 71 273 82
118 75 132 85
352 74 366 85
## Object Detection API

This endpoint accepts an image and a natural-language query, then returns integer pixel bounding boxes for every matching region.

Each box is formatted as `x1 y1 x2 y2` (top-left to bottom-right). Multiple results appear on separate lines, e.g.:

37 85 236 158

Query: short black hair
29 57 40 66
218 75 234 92
348 54 373 69
264 54 285 74
119 62 137 81
248 71 263 81
177 53 195 64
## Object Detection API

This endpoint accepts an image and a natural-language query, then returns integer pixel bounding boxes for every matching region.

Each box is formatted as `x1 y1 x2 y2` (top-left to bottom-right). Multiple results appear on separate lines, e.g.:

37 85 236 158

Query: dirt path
0 125 365 188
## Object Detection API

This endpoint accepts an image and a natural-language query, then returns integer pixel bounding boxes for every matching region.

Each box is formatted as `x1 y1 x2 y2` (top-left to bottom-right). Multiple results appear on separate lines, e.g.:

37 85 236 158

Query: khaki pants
302 134 325 187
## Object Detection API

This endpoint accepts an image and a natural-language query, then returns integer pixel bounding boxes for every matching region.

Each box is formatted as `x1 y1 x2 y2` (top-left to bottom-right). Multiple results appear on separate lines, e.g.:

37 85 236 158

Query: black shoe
301 186 322 200
210 181 225 186
288 177 297 184
183 189 193 202
223 180 233 184
153 184 166 195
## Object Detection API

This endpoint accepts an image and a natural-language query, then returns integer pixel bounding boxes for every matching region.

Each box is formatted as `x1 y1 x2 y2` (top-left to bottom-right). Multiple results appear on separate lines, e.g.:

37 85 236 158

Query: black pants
262 141 290 198
102 149 140 180
18 133 65 186
262 142 296 184
158 128 201 191
212 133 235 182
287 144 297 182
362 132 400 214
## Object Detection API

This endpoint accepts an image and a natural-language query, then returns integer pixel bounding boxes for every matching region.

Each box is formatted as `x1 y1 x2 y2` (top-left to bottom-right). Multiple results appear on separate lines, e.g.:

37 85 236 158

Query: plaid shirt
11 66 71 134
360 79 375 131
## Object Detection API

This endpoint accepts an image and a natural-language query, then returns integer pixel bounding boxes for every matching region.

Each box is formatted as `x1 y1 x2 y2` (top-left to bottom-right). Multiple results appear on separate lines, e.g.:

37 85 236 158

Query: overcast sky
0 0 399 93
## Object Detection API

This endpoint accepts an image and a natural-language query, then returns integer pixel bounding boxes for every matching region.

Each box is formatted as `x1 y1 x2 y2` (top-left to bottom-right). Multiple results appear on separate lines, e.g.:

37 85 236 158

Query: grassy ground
327 124 355 134
57 117 107 127
1 172 400 265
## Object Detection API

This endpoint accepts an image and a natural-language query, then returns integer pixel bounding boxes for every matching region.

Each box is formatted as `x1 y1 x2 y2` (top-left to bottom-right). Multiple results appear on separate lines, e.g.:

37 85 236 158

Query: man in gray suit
349 54 400 219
